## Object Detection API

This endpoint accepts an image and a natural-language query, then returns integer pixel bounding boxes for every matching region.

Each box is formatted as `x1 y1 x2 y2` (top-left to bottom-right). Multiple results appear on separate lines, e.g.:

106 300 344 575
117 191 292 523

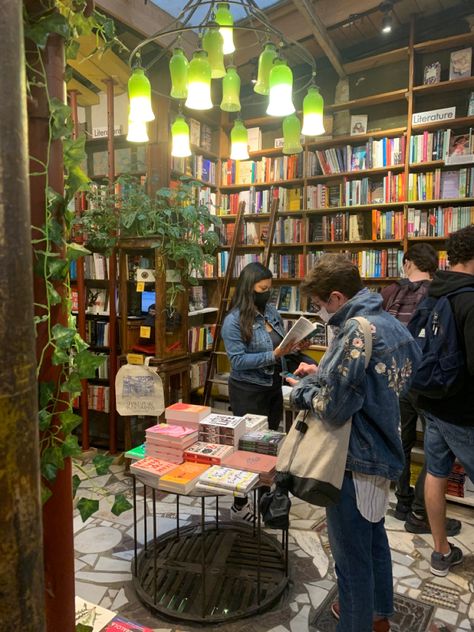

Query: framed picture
449 47 472 80
350 114 368 136
468 92 474 117
423 61 441 85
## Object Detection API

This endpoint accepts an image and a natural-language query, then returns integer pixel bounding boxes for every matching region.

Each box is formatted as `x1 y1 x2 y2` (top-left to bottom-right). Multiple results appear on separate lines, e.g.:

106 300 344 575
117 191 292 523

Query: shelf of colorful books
306 165 406 182
306 128 407 150
325 89 408 113
307 239 403 247
219 178 305 191
412 76 474 96
306 202 406 214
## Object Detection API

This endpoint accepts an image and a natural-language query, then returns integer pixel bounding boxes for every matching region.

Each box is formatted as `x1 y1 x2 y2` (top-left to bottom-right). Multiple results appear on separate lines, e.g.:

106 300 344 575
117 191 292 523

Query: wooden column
0 1 46 629
27 27 76 632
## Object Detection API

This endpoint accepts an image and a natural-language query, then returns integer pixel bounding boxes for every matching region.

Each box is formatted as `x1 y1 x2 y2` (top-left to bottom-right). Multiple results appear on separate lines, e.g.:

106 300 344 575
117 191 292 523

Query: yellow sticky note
136 281 145 292
127 353 144 365
140 326 151 339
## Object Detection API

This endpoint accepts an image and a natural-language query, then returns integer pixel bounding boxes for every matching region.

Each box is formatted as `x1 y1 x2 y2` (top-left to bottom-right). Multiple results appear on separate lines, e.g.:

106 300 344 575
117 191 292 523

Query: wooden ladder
203 196 280 405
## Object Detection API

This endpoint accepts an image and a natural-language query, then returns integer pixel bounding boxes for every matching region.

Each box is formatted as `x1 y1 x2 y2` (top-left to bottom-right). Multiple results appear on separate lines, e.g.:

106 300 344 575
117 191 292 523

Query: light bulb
266 60 295 117
283 114 303 154
230 120 249 161
185 50 213 110
127 119 148 143
215 2 235 55
171 115 191 157
128 67 154 123
301 86 325 136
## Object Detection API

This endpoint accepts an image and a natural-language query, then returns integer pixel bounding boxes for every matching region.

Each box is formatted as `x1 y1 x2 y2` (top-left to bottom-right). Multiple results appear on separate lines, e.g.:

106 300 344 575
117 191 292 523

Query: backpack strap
351 316 373 369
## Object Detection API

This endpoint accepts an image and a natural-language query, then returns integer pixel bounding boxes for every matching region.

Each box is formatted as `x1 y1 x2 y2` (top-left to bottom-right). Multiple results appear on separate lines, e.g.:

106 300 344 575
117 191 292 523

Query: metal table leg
152 488 157 604
132 475 137 576
201 496 206 619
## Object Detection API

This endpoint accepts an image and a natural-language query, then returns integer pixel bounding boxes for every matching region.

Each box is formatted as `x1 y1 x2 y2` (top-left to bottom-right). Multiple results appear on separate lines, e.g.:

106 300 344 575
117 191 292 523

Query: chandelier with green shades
127 0 325 159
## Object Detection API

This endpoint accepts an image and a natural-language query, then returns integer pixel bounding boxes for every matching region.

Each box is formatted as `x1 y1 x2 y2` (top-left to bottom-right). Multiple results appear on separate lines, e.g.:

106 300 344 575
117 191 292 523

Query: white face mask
317 306 331 323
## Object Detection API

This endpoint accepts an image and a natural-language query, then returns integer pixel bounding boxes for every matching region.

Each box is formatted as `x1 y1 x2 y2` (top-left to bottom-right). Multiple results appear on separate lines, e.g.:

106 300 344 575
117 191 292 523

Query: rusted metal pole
0 1 46 630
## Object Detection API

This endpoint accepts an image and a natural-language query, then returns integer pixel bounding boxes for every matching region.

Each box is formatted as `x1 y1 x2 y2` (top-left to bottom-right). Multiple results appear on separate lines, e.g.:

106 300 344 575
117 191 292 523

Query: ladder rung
212 350 227 355
209 379 229 385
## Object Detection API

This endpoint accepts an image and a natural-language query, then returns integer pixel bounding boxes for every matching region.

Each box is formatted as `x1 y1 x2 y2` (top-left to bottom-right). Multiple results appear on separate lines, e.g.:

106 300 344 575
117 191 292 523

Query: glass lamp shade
301 86 325 136
171 115 191 157
230 120 249 161
185 50 213 110
254 42 277 95
128 67 154 123
127 119 149 143
215 2 235 55
266 61 295 117
282 114 303 154
221 66 241 112
169 48 189 99
202 26 225 79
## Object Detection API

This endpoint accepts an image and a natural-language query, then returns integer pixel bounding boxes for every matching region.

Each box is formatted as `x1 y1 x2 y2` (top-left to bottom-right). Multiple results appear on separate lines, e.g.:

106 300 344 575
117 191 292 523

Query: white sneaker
230 502 255 523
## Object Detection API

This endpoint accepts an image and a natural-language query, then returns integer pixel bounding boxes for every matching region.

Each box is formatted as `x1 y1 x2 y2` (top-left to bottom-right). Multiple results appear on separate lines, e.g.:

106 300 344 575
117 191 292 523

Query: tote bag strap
351 316 373 369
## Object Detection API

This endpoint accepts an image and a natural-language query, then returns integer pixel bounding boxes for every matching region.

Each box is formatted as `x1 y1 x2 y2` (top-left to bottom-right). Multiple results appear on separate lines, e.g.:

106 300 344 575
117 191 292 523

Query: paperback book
183 442 234 464
124 443 146 461
106 617 154 631
164 402 212 424
197 465 260 494
158 461 210 494
240 413 268 432
278 316 326 348
239 430 286 455
130 456 177 485
75 597 116 632
145 445 185 464
145 424 198 448
222 450 277 483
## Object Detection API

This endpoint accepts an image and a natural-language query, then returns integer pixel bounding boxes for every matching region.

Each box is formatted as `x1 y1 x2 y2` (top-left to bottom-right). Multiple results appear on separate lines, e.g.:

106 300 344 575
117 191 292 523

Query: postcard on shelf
445 132 474 165
351 145 367 170
279 316 326 348
75 597 116 632
350 115 368 136
468 92 474 116
423 61 441 85
449 47 472 80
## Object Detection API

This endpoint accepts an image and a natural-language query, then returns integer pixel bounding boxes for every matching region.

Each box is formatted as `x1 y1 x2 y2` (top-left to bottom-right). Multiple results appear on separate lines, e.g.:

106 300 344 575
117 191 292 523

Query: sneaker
394 502 411 521
330 602 390 631
430 543 463 576
405 512 461 536
230 502 255 523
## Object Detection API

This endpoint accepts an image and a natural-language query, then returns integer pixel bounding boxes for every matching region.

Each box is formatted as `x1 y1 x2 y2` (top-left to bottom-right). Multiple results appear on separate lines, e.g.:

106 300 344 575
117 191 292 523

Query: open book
279 316 326 348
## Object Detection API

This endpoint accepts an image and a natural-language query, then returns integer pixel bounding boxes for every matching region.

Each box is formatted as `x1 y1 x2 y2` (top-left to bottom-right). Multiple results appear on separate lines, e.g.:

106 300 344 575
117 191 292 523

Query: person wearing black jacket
418 225 474 577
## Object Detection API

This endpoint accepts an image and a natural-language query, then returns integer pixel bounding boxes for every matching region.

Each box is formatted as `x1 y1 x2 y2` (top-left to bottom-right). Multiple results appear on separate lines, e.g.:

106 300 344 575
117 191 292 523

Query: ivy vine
25 0 131 521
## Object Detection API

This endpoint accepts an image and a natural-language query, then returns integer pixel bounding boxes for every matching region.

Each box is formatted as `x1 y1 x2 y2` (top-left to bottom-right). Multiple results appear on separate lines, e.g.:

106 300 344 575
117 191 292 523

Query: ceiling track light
380 1 394 34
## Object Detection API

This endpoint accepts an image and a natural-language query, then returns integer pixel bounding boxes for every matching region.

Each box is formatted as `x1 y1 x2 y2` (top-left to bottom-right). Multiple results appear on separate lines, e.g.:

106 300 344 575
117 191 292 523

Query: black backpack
407 288 474 399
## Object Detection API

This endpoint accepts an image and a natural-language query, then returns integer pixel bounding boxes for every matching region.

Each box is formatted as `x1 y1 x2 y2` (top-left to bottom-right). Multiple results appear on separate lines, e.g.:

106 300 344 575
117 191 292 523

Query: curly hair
403 243 438 276
447 225 474 266
300 253 363 301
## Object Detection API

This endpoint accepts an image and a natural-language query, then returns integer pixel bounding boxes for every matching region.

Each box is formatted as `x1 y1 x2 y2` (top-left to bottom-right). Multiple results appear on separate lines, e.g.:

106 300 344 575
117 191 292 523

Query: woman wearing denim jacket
222 262 297 520
288 255 421 632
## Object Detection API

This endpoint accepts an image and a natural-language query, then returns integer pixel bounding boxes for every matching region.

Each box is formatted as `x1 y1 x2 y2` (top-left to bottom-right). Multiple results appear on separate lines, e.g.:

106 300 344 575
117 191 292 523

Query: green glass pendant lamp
282 113 303 154
169 48 189 99
266 59 295 117
254 42 277 95
185 50 213 110
230 119 249 161
171 115 192 157
215 2 235 55
127 119 149 143
301 86 325 136
128 67 155 123
221 66 241 112
202 24 226 78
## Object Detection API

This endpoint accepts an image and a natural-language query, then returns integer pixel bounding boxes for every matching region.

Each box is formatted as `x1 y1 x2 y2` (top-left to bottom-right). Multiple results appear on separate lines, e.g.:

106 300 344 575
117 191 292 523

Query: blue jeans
326 473 393 632
423 412 474 480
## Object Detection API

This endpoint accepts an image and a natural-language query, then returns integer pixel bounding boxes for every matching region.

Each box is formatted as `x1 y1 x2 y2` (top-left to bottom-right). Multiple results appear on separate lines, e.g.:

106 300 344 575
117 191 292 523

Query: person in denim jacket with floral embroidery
288 254 421 632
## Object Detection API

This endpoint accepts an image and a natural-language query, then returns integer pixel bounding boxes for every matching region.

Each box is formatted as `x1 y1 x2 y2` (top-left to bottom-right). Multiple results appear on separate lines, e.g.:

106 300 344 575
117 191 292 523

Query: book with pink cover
145 445 185 464
106 617 154 631
184 442 234 464
145 424 198 448
158 461 210 493
130 456 177 482
165 402 212 422
222 450 277 474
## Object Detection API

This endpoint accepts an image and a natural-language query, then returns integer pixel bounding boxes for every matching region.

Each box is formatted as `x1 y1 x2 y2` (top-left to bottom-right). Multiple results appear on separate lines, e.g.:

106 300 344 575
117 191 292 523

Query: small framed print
449 47 472 80
350 114 368 136
468 92 474 117
423 61 441 85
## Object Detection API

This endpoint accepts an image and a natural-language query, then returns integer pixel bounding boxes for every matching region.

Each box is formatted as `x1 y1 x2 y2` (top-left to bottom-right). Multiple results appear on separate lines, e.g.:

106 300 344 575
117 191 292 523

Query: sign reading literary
412 107 456 126
92 125 123 138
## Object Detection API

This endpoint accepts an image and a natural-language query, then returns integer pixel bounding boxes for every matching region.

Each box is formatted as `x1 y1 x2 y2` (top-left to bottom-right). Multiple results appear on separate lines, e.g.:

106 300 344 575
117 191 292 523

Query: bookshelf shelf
219 178 305 191
326 89 407 113
412 76 474 96
306 128 407 149
407 197 474 207
343 47 409 74
306 239 403 247
305 202 406 214
411 116 474 133
413 32 474 55
407 236 450 241
306 164 405 182
408 160 445 170
171 170 218 190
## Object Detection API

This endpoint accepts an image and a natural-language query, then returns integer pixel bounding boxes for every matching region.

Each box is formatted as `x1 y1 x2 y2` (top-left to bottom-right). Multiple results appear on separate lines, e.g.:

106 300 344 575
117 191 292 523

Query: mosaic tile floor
73 458 474 631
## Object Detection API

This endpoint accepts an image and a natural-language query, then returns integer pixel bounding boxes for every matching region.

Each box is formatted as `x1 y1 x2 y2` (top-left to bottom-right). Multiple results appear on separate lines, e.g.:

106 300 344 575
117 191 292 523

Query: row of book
188 324 216 353
70 253 109 281
306 173 405 208
410 129 474 164
407 168 474 201
171 154 217 185
273 217 307 244
447 463 474 499
219 187 302 215
86 384 109 412
221 155 304 185
220 221 268 246
407 206 474 237
188 118 214 152
190 359 208 390
84 319 110 347
309 210 404 242
306 248 404 279
307 136 405 175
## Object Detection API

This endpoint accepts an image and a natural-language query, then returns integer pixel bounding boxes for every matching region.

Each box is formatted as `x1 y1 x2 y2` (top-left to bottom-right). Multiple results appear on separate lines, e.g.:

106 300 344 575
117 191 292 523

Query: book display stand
131 477 289 623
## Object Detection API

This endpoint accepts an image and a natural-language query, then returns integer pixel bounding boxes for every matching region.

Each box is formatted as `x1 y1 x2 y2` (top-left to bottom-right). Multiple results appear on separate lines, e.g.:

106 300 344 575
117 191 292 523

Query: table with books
127 403 289 624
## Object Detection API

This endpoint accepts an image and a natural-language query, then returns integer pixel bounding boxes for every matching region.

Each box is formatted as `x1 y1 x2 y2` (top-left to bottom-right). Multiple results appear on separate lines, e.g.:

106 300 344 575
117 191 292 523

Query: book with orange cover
130 456 177 486
164 402 212 427
158 461 210 494
222 450 277 474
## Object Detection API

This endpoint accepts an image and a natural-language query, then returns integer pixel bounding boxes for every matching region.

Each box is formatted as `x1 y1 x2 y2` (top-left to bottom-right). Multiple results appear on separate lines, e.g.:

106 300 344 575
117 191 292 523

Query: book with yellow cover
158 461 210 494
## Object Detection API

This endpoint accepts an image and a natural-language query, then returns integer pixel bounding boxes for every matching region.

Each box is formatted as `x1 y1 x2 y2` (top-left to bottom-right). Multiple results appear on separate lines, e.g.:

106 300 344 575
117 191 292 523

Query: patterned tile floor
73 458 474 631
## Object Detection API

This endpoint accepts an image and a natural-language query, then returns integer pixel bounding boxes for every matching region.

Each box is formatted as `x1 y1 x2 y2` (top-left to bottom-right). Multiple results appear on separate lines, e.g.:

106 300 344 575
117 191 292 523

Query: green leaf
76 624 94 632
39 381 55 408
77 497 99 522
111 494 132 516
52 323 77 349
66 242 91 261
66 39 81 61
47 282 62 306
52 346 69 365
41 445 64 481
50 97 72 140
61 371 82 395
72 474 81 499
47 258 69 281
25 13 70 48
92 454 114 475
61 434 81 458
41 482 52 505
74 349 105 379
39 408 53 431
59 410 83 435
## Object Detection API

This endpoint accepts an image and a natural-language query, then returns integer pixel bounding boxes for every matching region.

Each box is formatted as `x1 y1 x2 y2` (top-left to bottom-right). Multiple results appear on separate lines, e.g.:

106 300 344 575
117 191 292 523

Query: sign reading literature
91 125 123 138
412 107 456 126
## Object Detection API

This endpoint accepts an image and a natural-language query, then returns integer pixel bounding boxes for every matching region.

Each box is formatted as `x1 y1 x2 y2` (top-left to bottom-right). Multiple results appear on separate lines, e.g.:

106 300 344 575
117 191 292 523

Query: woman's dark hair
300 253 363 301
230 262 272 343
447 225 474 265
403 243 438 276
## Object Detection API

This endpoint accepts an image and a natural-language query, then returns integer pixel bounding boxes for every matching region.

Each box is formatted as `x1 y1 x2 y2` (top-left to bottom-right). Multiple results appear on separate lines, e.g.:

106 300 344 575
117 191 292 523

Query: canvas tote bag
275 316 372 506
115 356 165 417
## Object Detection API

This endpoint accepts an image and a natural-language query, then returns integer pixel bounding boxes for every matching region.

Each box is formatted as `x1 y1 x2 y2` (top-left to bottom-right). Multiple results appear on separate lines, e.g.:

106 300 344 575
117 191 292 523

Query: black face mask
254 290 271 311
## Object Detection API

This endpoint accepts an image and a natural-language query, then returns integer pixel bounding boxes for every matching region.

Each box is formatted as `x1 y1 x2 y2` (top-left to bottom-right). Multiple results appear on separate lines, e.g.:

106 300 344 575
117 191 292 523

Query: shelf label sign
91 125 123 138
412 107 456 126
140 326 151 339
136 281 145 292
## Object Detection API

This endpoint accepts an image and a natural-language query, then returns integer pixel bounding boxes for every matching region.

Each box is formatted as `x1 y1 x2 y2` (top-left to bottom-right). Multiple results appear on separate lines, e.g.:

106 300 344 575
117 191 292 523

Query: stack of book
199 413 247 447
164 402 212 430
222 451 277 486
145 424 198 464
239 430 286 456
183 442 234 465
240 413 269 433
130 456 177 487
158 462 210 494
195 465 260 497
